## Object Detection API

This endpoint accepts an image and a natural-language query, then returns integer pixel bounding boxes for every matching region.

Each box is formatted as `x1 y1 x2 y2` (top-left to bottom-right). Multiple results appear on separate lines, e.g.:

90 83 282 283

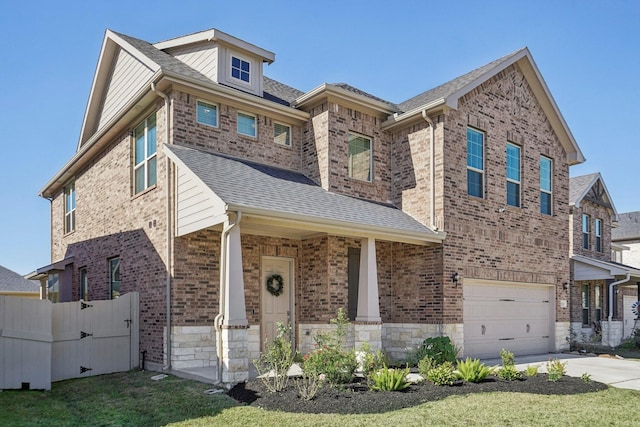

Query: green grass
1 371 637 426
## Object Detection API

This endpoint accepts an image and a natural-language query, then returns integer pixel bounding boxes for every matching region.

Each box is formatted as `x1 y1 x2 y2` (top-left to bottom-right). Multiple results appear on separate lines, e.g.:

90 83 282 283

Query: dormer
154 28 275 97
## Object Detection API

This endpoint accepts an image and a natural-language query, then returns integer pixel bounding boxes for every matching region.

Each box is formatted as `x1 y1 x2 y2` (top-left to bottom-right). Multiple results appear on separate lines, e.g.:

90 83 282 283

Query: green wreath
266 274 284 297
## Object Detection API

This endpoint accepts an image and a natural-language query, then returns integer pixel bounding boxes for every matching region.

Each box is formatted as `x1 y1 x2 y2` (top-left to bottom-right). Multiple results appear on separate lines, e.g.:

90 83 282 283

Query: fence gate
52 292 139 382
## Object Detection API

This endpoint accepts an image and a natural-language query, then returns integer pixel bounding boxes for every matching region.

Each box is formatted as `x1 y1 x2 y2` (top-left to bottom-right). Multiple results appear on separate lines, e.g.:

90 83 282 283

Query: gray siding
176 167 225 236
171 44 218 82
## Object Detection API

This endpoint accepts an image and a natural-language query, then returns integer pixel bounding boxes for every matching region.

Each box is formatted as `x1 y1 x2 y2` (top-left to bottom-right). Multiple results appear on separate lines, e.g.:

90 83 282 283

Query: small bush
496 365 522 381
417 356 436 378
581 373 592 383
370 366 411 391
359 342 388 380
456 357 492 383
409 336 458 366
500 349 516 367
295 373 326 400
524 365 539 377
426 361 457 386
546 358 567 382
253 323 294 392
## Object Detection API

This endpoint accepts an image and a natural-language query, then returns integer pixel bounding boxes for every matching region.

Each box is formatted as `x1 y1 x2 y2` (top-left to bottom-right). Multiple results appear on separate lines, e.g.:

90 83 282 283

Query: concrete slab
482 352 640 390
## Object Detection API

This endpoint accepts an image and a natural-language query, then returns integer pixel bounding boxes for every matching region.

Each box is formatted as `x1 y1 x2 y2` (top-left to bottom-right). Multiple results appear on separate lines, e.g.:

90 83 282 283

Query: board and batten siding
170 43 219 82
97 47 154 132
175 164 227 236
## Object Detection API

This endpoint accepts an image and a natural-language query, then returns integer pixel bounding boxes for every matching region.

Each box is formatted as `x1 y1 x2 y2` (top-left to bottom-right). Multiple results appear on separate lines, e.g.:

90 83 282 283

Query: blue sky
0 0 638 275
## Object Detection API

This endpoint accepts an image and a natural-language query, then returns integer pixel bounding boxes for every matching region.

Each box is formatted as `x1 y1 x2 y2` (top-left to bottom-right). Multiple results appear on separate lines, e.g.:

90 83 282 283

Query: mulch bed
228 374 608 414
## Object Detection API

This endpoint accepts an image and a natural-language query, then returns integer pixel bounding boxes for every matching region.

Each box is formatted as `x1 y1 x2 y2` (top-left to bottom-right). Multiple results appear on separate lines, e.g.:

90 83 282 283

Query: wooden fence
0 292 139 390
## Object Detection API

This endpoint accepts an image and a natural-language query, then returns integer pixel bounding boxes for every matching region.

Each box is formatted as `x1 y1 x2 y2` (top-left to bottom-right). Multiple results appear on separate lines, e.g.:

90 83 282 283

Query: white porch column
224 223 248 327
356 237 381 323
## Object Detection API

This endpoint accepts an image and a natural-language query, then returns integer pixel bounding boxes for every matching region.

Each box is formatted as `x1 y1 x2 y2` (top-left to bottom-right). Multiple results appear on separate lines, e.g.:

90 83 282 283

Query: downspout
421 110 437 230
151 82 173 370
607 273 631 346
214 211 242 384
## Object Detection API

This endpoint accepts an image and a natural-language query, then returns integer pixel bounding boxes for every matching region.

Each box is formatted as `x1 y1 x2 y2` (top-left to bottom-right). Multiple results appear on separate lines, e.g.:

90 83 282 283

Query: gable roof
0 265 40 294
164 144 444 245
569 173 619 221
612 211 640 241
384 47 585 166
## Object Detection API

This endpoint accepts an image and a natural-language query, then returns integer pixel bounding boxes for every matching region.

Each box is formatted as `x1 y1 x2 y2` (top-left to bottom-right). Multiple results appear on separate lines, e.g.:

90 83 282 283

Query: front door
262 257 294 349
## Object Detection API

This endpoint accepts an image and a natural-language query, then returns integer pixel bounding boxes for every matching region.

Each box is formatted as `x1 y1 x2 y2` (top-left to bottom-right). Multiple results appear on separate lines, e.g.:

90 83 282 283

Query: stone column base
221 325 249 384
602 320 623 347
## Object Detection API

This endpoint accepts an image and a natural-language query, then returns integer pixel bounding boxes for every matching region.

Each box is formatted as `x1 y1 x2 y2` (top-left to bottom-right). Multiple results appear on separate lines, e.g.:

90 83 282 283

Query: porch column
221 221 248 384
356 237 381 323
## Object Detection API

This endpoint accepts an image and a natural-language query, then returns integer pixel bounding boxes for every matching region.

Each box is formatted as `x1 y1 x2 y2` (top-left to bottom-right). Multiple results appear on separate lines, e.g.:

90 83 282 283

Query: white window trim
133 114 157 195
467 128 485 198
506 143 521 207
196 100 219 128
595 218 602 252
273 122 292 146
237 111 257 138
348 131 373 183
64 182 76 234
229 54 252 85
540 156 553 215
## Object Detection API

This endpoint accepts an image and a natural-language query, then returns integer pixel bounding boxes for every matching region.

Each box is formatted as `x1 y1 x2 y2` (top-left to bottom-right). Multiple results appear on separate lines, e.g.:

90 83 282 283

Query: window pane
540 192 552 215
274 123 291 146
468 170 483 198
467 128 483 170
232 56 240 68
147 116 157 156
135 166 145 194
147 156 157 187
197 101 218 127
110 258 121 299
237 112 256 137
241 61 250 72
134 123 145 165
348 133 372 181
506 144 520 181
507 181 520 207
231 68 240 79
540 157 552 192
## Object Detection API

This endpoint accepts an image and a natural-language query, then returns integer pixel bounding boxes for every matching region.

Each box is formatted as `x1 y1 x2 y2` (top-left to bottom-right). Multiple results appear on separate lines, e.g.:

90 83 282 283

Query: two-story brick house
38 28 586 383
569 173 640 346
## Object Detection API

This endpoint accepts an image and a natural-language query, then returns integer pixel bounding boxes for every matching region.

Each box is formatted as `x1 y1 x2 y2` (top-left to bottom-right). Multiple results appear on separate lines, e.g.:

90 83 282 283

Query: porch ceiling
165 144 445 246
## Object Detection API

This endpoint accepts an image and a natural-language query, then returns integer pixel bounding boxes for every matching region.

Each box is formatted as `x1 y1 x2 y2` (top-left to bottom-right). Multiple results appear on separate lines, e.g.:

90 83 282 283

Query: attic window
231 56 250 83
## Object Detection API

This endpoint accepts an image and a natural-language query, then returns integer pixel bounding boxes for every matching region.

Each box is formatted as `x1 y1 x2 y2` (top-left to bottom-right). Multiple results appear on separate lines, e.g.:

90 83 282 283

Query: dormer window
231 56 250 83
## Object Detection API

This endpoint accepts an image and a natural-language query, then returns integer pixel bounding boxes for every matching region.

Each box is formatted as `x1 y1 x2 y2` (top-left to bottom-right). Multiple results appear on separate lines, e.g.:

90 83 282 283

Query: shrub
500 349 516 367
456 357 492 383
302 308 358 385
546 358 566 382
524 365 539 377
295 373 326 400
409 336 458 366
496 365 522 381
417 356 436 378
359 342 388 381
370 366 411 391
581 372 592 383
253 322 294 392
426 361 457 386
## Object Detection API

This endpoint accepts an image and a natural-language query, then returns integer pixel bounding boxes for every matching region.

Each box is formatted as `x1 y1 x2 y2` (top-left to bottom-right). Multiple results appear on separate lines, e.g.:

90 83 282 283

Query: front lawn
0 370 637 426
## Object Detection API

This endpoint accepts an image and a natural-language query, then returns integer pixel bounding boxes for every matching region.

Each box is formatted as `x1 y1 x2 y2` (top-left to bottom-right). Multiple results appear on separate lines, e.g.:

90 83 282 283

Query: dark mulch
228 374 608 414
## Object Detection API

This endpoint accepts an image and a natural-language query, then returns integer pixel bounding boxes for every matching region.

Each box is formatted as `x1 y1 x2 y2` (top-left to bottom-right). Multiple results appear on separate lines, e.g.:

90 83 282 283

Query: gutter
421 110 437 230
607 273 631 347
151 82 173 370
214 211 242 384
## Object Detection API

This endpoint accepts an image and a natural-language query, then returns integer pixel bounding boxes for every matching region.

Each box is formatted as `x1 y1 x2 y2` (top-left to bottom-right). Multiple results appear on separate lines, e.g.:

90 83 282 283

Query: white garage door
464 281 553 359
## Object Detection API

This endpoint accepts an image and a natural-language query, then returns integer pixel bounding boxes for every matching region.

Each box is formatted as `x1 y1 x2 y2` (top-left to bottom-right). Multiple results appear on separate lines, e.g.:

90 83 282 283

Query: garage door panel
464 282 552 359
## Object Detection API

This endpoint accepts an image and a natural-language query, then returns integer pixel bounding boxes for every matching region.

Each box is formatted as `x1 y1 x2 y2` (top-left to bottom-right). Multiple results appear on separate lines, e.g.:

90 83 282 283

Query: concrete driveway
483 352 640 390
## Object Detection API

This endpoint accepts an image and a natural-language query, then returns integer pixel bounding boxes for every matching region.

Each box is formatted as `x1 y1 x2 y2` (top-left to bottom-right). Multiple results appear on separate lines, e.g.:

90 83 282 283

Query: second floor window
274 122 291 146
237 112 256 137
582 214 590 250
231 56 250 83
109 257 121 300
506 143 521 207
348 132 372 182
595 218 602 252
64 182 76 233
197 100 218 127
540 156 553 215
134 114 157 194
467 128 484 198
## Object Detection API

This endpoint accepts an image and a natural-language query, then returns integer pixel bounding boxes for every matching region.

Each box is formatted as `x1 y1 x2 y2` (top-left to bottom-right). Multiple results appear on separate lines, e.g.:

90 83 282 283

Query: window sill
63 230 76 238
131 184 157 201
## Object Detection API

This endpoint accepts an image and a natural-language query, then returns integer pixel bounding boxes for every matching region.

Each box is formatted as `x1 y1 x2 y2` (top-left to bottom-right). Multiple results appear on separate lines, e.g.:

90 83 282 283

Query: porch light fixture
451 272 459 286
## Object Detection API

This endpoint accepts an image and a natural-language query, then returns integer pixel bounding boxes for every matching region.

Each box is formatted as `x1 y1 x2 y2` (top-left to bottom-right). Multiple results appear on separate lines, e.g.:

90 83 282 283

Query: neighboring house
0 265 40 299
569 174 640 345
38 28 586 383
612 211 640 269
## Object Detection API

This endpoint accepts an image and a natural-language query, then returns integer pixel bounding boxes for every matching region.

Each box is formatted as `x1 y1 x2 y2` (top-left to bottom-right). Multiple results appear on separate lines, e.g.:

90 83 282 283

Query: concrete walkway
482 352 640 390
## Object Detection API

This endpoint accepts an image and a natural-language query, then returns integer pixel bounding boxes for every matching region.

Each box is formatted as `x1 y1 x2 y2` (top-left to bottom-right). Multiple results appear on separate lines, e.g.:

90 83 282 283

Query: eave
294 84 399 117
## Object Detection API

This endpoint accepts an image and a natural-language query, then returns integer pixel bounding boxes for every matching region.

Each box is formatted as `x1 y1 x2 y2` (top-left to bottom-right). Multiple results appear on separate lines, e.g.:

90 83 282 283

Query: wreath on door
266 274 284 297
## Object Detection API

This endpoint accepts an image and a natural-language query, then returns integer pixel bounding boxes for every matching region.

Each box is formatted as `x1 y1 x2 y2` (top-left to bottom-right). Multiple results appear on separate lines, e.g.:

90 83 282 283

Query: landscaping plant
455 357 492 383
295 372 326 401
358 342 388 381
369 366 411 391
581 373 592 383
252 322 295 392
302 308 358 385
410 336 458 366
525 365 539 377
417 355 436 378
426 361 457 386
546 358 567 382
496 348 522 381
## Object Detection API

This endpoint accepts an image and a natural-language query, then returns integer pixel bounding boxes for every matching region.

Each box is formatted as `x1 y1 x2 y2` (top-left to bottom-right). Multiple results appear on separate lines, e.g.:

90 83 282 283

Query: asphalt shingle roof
0 265 40 293
166 144 439 238
612 211 640 240
569 173 600 206
398 48 526 112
